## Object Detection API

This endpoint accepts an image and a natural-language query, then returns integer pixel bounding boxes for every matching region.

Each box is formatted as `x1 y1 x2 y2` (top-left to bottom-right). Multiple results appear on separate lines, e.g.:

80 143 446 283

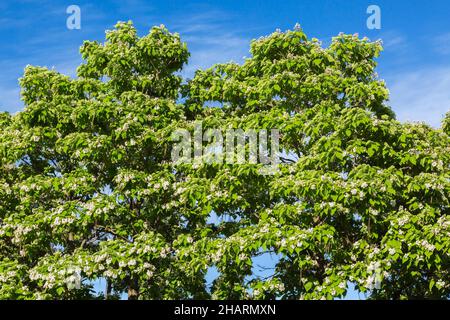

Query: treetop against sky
1 0 450 129
0 19 449 300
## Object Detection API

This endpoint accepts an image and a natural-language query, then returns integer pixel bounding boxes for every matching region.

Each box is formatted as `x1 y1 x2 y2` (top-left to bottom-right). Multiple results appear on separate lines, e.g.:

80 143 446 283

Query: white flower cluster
397 215 409 227
252 281 285 298
11 224 36 244
0 271 17 283
152 179 170 191
436 279 447 289
115 171 136 185
29 267 60 289
415 239 435 252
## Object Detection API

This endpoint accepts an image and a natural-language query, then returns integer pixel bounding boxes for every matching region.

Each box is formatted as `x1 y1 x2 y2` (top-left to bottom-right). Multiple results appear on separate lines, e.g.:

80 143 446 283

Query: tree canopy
0 21 449 300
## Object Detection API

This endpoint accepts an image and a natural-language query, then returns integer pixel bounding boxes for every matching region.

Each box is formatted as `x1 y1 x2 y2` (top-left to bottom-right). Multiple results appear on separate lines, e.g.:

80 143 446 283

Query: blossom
436 280 446 288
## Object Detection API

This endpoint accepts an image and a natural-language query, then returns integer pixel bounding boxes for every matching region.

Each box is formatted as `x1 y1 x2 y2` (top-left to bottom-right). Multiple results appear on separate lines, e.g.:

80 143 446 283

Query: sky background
1 0 450 126
1 0 449 299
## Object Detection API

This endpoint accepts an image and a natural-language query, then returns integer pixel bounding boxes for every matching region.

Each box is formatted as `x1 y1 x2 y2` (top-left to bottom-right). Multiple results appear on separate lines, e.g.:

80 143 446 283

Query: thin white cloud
379 31 408 52
432 33 450 55
181 33 250 77
169 10 251 78
386 67 450 128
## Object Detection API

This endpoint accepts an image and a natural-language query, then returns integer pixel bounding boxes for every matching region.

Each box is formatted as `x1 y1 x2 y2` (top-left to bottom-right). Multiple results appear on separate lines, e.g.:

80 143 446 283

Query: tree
182 28 450 299
0 22 449 300
0 21 205 299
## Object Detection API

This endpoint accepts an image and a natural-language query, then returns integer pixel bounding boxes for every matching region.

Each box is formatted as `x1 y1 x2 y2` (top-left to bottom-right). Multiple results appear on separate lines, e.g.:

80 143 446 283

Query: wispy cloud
379 31 408 52
181 32 250 77
386 67 450 128
169 10 252 78
431 32 450 55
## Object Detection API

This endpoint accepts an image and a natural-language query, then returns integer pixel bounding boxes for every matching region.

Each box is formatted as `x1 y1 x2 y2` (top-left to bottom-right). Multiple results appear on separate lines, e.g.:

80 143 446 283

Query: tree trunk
105 279 112 300
127 278 139 300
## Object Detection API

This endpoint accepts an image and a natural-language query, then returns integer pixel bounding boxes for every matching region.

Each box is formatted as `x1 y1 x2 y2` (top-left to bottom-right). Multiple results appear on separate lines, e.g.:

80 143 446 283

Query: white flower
104 270 113 277
162 180 170 190
418 240 435 252
398 216 408 226
436 280 445 288
211 252 221 263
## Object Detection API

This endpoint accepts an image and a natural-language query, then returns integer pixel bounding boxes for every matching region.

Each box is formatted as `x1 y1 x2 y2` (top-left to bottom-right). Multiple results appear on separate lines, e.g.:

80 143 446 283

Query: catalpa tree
0 22 449 300
182 27 450 299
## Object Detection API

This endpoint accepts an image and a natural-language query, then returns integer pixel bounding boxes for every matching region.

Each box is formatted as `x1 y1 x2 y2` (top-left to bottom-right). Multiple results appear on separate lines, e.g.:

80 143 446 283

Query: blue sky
1 0 450 126
1 0 449 299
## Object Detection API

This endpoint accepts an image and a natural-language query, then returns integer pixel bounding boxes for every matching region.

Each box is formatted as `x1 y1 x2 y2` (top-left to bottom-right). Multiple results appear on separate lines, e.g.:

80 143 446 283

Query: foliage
0 22 449 300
